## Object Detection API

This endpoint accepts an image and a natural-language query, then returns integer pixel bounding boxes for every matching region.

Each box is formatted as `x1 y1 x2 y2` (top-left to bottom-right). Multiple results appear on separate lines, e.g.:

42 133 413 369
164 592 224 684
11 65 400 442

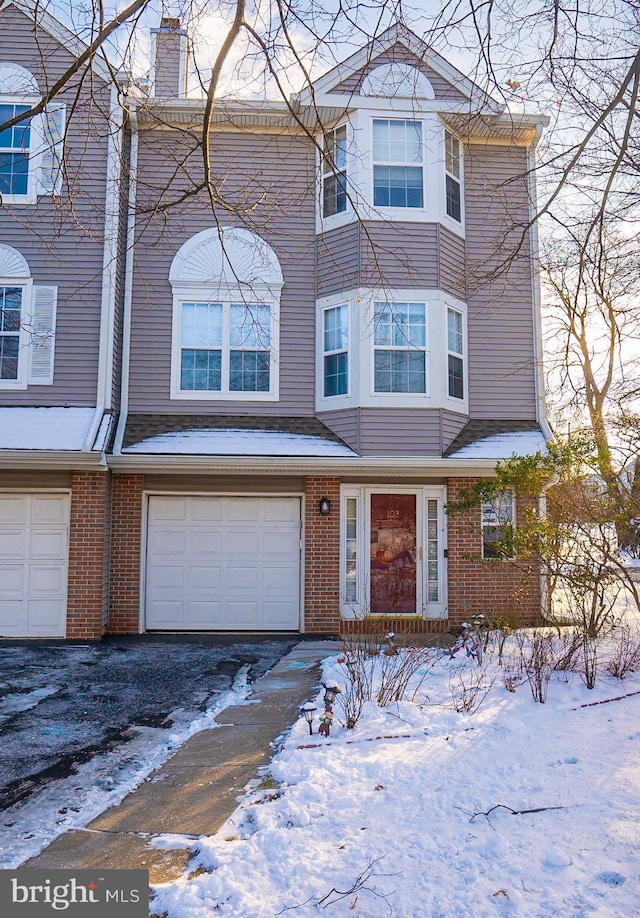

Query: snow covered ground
151 634 640 918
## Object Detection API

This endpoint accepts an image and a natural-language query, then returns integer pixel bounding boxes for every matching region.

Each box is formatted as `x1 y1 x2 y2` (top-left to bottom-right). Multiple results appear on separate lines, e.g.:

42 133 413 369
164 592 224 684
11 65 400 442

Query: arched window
0 63 66 203
360 63 435 99
0 244 57 387
169 226 283 400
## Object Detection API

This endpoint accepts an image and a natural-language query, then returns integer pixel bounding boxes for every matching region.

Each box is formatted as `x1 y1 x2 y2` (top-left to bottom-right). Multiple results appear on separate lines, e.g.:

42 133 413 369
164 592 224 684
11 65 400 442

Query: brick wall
304 476 341 633
107 473 144 634
447 477 543 628
66 471 111 639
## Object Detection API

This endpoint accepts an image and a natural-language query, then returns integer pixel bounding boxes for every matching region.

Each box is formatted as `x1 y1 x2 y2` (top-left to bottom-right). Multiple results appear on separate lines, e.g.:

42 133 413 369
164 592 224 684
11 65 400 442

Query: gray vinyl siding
317 222 440 295
129 129 317 415
316 225 359 297
438 226 466 300
153 31 183 99
316 409 360 452
441 410 468 451
359 408 443 456
144 474 305 493
464 144 537 418
332 46 468 102
0 5 110 407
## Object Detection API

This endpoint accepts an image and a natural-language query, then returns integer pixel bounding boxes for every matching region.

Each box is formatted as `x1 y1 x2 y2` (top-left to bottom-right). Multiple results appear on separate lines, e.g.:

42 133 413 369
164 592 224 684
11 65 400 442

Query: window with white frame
323 303 349 397
0 103 31 196
447 306 464 399
179 301 272 394
372 119 423 208
444 129 462 223
0 244 57 388
482 491 515 559
0 65 66 203
169 227 282 401
373 301 427 393
322 124 347 218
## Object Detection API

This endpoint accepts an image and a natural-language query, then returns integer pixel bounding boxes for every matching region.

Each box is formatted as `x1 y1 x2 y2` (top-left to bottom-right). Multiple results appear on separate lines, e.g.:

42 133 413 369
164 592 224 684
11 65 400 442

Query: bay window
322 124 347 218
323 303 349 396
447 306 464 399
373 301 427 393
445 129 462 222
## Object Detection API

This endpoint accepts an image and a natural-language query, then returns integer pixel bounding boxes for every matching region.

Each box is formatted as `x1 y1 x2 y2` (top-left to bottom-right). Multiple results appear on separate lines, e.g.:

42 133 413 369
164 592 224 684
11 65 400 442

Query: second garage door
145 495 302 631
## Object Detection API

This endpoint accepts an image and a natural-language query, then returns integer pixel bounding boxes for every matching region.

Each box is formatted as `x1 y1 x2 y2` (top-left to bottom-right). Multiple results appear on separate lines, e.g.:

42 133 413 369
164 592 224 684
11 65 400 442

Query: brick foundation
66 471 111 639
447 478 543 628
107 473 144 634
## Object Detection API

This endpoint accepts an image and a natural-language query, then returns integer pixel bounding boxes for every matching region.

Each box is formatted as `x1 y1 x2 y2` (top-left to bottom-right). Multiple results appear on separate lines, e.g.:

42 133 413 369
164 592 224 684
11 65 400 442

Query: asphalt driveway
0 635 296 813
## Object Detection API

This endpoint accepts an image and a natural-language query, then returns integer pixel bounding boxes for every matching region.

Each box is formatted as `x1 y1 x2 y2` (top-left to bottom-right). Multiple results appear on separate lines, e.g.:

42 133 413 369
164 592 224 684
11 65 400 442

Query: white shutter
37 103 66 196
28 286 57 384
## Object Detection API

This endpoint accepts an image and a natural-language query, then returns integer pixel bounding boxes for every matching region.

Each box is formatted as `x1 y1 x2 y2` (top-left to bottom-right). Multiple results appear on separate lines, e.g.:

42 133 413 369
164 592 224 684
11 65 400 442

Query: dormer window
322 124 347 217
372 119 423 209
445 129 462 222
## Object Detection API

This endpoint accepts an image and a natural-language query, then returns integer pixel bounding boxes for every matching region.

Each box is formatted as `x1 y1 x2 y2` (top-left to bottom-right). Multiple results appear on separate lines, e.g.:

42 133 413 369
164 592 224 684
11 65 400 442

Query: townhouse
0 5 550 639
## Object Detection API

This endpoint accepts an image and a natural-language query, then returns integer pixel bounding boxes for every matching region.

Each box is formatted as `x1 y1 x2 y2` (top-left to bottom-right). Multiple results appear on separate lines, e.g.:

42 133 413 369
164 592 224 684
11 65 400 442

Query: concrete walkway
25 640 338 883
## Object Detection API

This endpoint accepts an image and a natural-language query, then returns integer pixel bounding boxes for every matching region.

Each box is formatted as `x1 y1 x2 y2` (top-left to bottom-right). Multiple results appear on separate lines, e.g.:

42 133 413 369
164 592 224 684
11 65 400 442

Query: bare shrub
516 631 553 703
606 625 640 679
449 662 495 714
582 634 599 689
552 629 584 672
377 646 439 706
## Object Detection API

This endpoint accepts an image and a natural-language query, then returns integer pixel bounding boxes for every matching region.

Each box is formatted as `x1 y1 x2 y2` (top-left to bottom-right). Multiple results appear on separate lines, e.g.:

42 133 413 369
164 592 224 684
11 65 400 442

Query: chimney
150 17 188 99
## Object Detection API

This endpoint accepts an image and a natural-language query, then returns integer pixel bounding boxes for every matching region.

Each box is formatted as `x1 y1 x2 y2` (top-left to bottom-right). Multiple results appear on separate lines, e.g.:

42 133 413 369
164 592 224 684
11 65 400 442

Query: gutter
112 103 139 456
0 451 108 470
83 83 125 453
107 453 506 476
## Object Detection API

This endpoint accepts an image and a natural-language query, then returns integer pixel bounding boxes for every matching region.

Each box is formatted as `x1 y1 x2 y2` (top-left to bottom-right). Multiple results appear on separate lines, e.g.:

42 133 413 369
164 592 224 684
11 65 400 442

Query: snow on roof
123 428 357 457
0 407 95 451
449 430 548 460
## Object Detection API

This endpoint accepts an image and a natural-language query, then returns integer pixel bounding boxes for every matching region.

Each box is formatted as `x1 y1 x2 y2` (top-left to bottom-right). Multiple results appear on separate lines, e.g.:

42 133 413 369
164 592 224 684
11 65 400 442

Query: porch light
301 702 317 735
319 497 331 515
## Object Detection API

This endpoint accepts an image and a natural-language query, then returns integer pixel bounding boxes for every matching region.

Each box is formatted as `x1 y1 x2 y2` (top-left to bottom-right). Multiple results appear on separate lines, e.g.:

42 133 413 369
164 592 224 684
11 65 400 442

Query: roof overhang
0 451 107 470
107 453 503 477
135 98 351 131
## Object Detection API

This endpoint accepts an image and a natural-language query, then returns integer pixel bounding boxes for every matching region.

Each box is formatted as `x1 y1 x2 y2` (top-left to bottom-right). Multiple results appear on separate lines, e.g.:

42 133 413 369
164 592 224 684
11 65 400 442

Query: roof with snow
122 415 355 458
0 407 97 451
444 420 547 460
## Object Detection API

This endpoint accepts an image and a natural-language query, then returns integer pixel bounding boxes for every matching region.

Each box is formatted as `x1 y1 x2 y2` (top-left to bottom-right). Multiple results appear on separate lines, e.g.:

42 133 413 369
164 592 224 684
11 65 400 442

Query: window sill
170 390 279 402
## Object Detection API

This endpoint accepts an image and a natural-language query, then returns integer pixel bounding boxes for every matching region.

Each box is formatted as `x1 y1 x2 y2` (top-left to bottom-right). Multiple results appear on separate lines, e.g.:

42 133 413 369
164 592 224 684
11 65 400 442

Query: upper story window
0 243 57 389
0 64 66 204
169 226 282 401
0 103 31 196
373 301 426 393
447 306 464 399
372 119 423 209
323 303 349 396
445 129 462 222
322 125 347 218
180 301 271 394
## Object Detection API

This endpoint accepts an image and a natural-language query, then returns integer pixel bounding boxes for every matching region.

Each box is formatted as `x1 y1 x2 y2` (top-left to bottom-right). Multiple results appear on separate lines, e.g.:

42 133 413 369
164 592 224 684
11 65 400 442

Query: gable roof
295 23 501 112
6 0 113 83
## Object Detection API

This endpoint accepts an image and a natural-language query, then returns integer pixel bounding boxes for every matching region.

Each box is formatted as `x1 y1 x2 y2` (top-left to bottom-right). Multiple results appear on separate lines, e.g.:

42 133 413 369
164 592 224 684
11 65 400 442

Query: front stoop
23 641 338 884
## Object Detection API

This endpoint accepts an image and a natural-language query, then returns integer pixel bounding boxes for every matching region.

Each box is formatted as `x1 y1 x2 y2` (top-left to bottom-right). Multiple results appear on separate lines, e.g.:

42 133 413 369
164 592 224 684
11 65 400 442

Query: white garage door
146 496 302 631
0 493 69 637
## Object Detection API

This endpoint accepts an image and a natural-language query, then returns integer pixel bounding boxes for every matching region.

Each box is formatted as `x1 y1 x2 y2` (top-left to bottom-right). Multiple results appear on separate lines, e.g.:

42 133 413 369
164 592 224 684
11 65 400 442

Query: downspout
528 122 553 441
83 82 125 455
112 103 138 456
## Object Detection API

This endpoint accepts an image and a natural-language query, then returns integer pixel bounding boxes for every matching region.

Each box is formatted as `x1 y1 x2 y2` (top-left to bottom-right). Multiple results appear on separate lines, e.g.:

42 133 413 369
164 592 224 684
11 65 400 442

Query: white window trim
317 120 353 233
442 127 465 235
321 302 351 400
445 303 467 406
0 276 32 389
370 116 427 215
481 490 516 560
316 287 468 413
170 286 280 401
0 94 41 205
340 484 447 620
